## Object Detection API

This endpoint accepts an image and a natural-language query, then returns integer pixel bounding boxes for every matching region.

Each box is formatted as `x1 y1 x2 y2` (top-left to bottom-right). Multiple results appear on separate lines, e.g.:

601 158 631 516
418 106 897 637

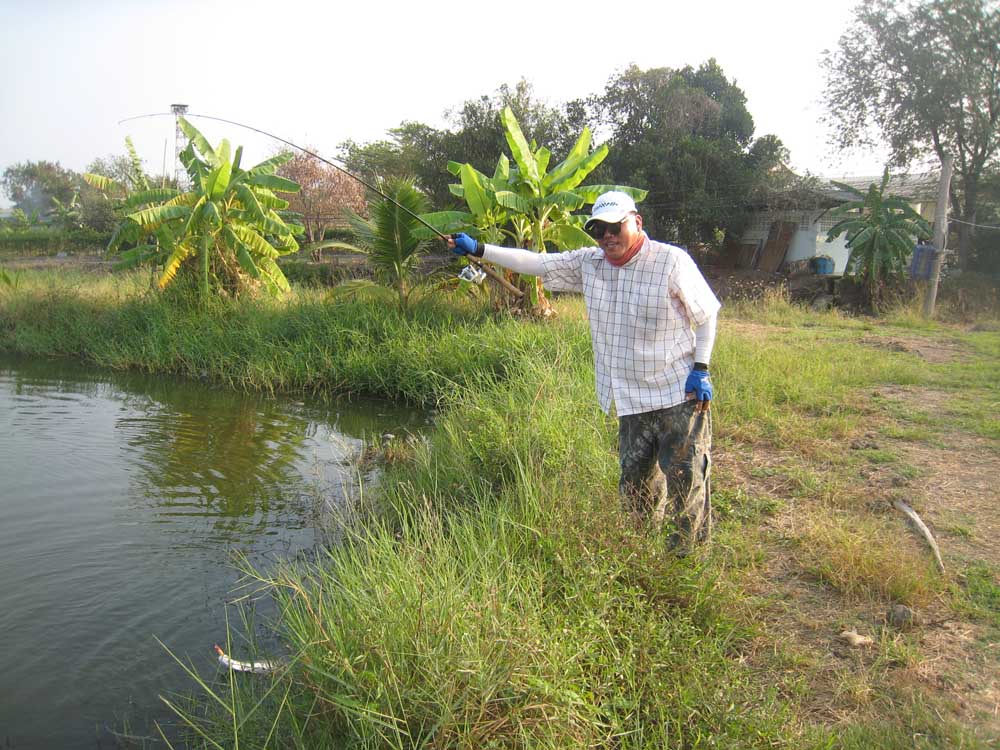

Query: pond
0 354 427 749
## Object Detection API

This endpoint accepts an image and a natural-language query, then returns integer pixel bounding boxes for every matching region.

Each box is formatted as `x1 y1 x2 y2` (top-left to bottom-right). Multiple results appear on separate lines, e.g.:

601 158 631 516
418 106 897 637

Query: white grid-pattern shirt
539 235 721 417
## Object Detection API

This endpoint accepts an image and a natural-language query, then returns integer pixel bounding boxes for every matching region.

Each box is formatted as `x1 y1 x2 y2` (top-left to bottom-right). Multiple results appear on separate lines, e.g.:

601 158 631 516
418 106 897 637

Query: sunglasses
585 214 633 240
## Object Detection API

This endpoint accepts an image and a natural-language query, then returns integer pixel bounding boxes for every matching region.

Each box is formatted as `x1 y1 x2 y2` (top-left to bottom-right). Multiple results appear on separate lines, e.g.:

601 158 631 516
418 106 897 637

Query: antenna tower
170 103 188 187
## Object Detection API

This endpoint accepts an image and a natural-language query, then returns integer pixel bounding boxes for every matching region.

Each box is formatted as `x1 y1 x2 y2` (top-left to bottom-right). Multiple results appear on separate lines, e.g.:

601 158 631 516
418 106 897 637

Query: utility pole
923 155 954 318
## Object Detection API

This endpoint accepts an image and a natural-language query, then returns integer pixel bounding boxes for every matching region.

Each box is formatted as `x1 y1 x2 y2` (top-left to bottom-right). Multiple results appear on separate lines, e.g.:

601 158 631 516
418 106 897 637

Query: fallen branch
892 499 945 573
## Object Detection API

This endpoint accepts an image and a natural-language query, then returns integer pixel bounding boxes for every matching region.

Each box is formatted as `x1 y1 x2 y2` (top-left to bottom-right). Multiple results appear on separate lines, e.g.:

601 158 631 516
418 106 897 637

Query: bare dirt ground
720 321 1000 741
2 251 113 271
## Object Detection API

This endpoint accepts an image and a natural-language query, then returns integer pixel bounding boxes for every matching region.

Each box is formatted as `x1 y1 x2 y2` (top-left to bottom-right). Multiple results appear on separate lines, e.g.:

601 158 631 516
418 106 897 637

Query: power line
950 217 1000 230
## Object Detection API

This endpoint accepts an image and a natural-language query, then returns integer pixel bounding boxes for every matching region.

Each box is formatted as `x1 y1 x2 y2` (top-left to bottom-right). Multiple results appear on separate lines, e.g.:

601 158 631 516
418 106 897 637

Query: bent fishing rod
118 112 522 298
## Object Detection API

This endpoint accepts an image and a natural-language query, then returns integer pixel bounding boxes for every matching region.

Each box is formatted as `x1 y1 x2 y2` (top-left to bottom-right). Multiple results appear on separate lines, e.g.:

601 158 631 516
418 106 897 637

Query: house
736 172 938 275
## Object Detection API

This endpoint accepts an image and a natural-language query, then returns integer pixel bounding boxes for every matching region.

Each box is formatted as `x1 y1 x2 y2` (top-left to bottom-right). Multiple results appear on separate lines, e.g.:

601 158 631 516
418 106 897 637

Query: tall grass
3 270 996 748
0 271 542 404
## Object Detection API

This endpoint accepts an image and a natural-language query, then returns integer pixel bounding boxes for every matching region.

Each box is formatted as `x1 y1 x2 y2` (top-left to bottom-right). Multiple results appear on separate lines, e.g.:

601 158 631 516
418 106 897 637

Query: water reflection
0 354 426 749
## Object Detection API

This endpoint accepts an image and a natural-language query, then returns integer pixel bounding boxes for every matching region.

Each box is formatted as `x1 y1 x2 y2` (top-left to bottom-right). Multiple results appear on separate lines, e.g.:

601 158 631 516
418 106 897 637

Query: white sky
0 0 893 208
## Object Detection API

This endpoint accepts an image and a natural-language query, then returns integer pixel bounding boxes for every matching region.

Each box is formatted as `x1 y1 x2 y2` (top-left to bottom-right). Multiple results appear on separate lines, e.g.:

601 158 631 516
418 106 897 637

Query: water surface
0 354 425 748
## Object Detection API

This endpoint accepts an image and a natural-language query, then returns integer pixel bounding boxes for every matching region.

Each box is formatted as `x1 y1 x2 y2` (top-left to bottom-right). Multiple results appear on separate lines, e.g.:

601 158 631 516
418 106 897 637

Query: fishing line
117 111 522 297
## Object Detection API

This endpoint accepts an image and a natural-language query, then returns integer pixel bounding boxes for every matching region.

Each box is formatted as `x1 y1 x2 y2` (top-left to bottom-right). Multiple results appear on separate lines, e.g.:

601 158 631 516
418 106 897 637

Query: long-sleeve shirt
482 235 720 416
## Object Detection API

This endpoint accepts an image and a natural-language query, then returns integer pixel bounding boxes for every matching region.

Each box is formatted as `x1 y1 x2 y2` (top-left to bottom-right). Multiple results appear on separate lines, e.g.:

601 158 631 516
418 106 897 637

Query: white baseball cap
586 191 638 230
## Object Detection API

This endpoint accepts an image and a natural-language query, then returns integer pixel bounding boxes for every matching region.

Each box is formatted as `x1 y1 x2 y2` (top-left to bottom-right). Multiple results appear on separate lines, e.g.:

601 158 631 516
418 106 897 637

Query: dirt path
719 322 999 741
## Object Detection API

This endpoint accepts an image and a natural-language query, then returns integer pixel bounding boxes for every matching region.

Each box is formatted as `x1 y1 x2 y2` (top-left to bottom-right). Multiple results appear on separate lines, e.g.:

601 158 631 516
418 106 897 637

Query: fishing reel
457 263 487 285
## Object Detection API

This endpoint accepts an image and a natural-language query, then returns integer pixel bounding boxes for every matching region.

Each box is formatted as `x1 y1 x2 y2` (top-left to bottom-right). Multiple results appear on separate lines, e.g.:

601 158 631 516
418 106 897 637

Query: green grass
956 562 1000 629
3 270 998 748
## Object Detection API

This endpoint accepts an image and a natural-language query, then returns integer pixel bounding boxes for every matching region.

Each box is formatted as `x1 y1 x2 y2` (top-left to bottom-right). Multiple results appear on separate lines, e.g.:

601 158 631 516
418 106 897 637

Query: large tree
276 150 366 255
340 80 583 209
1 161 77 217
823 0 1000 270
79 139 157 233
591 60 784 247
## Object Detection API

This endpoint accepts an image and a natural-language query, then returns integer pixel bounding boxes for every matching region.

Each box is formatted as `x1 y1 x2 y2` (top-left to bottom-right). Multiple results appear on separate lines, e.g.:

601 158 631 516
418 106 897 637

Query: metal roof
822 171 940 201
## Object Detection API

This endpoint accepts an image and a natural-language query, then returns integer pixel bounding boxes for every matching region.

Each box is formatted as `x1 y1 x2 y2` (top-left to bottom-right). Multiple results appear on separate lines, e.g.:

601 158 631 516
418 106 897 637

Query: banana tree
94 119 302 298
49 192 81 231
422 106 646 314
826 168 931 308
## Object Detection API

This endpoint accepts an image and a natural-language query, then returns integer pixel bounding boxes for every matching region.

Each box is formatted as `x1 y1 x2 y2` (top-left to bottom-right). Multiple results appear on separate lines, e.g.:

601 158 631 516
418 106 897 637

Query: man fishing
449 191 720 554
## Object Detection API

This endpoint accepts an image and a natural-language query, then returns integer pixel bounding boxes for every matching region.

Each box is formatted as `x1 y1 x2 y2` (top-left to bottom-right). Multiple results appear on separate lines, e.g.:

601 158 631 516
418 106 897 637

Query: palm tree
826 168 931 308
327 178 431 309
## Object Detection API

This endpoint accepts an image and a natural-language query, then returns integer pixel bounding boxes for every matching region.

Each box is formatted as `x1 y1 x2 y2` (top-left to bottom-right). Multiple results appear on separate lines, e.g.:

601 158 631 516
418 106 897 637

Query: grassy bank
2 271 998 748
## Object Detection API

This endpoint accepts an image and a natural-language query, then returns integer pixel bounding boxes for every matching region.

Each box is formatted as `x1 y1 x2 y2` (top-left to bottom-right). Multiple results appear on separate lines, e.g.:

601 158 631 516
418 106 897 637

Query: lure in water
214 644 280 675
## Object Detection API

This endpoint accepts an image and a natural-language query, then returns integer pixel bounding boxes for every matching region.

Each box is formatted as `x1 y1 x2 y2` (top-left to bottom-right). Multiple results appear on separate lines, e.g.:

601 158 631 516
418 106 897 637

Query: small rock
810 294 834 312
887 604 917 629
839 629 874 647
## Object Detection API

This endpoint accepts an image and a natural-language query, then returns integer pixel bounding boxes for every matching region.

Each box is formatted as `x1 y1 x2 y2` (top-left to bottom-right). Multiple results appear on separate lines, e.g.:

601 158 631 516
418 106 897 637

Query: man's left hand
685 367 712 412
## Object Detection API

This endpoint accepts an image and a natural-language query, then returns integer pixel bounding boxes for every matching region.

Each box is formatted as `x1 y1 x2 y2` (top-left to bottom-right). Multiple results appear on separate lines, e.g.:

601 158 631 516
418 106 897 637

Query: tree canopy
340 65 783 250
1 161 77 216
276 149 367 249
823 0 1000 269
340 80 585 209
591 60 785 246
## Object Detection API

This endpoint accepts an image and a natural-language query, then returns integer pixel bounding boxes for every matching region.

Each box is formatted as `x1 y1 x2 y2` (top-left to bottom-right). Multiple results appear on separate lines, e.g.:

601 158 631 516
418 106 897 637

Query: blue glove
450 233 482 257
684 367 713 403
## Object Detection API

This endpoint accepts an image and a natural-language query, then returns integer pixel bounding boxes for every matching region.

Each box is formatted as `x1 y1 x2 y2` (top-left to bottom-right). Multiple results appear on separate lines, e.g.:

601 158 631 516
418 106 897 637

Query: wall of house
741 210 851 274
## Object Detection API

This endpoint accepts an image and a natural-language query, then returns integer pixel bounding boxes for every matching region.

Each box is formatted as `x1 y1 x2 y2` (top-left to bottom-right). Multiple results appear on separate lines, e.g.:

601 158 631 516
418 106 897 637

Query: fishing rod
117 112 523 298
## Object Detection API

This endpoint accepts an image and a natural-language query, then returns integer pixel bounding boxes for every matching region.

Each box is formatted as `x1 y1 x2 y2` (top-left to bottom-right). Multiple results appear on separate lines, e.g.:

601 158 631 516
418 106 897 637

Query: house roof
755 170 940 210
822 171 940 202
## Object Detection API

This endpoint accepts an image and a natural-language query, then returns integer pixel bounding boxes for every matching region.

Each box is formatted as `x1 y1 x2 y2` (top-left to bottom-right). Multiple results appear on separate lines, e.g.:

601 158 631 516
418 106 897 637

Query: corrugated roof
822 171 940 201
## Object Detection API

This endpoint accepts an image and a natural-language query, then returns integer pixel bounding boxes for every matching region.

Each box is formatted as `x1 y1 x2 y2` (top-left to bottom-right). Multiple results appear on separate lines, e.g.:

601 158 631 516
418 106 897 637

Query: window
818 215 839 232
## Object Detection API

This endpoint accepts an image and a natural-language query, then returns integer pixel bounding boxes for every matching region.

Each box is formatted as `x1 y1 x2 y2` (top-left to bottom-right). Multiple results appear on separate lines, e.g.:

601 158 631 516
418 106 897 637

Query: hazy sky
1 0 894 208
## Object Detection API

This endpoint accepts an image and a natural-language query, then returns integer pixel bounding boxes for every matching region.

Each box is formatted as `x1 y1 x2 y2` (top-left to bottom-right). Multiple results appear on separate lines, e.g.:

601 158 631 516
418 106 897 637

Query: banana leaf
536 191 586 212
501 107 539 187
543 128 593 189
124 137 150 191
112 243 160 270
128 204 191 229
256 256 291 295
123 188 181 209
232 238 261 279
493 154 510 181
234 184 268 223
534 147 551 176
494 191 531 213
248 174 300 193
413 211 474 239
82 173 121 192
549 223 594 250
573 184 648 203
459 164 490 218
231 224 280 259
247 152 295 176
158 243 193 289
252 188 290 211
205 143 232 200
547 145 609 193
178 118 217 165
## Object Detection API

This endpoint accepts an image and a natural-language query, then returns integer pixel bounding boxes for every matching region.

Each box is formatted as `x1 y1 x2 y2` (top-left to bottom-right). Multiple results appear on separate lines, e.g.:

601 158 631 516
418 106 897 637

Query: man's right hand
448 233 483 257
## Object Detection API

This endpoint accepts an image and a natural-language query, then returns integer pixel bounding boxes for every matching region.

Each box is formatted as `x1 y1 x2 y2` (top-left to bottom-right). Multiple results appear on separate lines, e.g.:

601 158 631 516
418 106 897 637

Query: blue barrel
813 256 834 275
910 243 936 280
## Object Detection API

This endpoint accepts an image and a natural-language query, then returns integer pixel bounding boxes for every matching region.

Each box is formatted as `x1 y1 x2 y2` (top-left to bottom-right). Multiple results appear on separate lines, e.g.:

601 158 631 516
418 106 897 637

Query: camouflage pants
618 400 712 553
